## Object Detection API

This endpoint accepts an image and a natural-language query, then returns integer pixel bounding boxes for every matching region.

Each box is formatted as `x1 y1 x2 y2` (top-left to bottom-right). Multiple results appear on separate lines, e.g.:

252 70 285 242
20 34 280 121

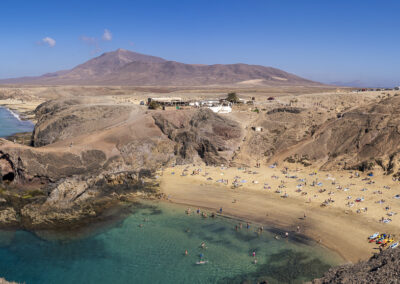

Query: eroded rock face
0 98 243 229
313 248 400 283
153 108 242 165
32 97 135 146
237 106 327 164
289 96 400 173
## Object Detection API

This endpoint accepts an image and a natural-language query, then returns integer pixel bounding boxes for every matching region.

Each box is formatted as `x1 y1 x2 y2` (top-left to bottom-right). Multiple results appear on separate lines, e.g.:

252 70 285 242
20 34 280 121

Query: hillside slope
0 49 321 87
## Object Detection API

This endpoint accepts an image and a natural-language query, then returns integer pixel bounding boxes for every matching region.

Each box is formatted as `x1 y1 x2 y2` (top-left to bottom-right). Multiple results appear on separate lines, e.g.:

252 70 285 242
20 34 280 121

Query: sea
0 107 34 137
0 107 341 284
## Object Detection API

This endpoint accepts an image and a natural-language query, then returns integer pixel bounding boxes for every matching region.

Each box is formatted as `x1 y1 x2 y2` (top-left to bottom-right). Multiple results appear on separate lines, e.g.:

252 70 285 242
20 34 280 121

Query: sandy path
159 164 400 263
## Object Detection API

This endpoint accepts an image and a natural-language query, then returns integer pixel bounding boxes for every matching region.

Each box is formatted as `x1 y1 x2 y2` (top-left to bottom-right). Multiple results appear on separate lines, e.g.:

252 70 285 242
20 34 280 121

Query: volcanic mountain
0 49 321 86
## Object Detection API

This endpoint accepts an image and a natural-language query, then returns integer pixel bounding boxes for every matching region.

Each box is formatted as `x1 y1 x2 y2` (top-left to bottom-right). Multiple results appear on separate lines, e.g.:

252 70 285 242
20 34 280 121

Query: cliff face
290 96 400 173
0 98 242 229
153 108 242 165
314 248 400 283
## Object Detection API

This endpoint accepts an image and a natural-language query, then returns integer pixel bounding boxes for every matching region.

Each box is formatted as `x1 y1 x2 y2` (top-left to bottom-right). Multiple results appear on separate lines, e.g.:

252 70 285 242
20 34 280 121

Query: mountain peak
0 49 321 87
100 49 166 64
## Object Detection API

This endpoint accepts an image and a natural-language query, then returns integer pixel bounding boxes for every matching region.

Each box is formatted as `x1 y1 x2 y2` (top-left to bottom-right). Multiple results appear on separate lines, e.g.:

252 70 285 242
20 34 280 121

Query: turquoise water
0 120 340 283
0 107 34 137
0 202 341 284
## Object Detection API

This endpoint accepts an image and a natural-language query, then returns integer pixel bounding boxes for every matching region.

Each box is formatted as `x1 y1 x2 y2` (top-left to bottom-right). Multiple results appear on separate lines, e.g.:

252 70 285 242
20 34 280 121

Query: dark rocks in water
313 248 400 283
0 97 243 230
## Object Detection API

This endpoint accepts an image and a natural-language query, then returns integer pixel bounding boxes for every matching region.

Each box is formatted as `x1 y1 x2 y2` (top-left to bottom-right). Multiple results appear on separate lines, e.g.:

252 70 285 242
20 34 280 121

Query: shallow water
0 201 341 284
0 107 34 137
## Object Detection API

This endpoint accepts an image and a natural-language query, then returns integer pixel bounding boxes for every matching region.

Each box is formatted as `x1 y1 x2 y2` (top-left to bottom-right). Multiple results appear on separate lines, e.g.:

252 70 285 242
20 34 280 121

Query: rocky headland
0 97 242 230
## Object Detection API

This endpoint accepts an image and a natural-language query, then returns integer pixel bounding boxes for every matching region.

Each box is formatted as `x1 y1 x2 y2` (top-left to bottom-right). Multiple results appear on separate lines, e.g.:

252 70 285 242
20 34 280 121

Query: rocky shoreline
0 97 242 232
313 248 400 283
1 95 400 283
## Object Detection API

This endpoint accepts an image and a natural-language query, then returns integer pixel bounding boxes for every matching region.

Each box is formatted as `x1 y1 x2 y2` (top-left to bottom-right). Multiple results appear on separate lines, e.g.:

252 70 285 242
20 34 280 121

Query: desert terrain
0 51 399 282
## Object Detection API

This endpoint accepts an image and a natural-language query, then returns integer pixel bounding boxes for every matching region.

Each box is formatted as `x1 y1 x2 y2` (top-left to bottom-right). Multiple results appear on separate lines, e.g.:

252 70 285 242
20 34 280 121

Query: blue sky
1 0 399 86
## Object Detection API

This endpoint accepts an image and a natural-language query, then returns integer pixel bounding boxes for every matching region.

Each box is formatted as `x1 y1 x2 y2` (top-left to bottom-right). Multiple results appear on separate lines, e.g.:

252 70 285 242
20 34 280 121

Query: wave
7 108 22 121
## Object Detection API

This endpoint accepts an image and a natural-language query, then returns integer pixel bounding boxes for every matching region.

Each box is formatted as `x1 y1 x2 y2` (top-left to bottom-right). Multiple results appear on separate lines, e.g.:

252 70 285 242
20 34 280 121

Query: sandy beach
159 163 400 263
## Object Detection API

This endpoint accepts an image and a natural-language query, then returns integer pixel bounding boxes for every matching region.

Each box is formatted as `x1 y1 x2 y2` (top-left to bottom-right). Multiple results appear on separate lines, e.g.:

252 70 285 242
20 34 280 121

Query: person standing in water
252 251 256 257
185 250 188 256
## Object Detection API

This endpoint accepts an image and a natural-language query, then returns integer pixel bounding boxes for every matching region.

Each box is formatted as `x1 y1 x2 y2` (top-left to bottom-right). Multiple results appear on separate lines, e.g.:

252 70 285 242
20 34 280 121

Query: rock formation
0 97 242 229
284 96 400 174
314 248 400 283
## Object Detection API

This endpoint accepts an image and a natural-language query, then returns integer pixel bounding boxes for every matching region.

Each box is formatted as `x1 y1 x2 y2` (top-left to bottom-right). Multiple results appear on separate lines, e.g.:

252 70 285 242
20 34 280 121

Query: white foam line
7 108 22 121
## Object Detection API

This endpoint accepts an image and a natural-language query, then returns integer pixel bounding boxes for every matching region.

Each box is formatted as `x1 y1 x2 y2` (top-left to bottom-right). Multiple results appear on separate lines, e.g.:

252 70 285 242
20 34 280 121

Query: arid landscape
1 42 400 284
0 50 400 281
2 1 400 283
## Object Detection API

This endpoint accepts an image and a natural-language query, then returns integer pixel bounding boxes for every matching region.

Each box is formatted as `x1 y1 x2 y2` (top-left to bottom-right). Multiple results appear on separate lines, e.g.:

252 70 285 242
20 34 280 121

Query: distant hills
0 49 322 87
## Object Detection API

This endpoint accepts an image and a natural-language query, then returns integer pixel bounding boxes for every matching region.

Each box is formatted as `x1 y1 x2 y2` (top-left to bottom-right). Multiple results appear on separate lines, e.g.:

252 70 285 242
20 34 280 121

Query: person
219 207 223 214
296 226 300 232
303 212 307 219
239 223 243 229
253 258 258 264
252 251 256 257
247 222 250 229
197 208 200 214
201 242 206 249
285 232 289 238
185 250 188 256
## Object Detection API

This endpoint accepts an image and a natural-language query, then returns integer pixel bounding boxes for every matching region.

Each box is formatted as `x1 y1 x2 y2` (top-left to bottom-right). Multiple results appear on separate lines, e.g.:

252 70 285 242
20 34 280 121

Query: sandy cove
159 163 400 263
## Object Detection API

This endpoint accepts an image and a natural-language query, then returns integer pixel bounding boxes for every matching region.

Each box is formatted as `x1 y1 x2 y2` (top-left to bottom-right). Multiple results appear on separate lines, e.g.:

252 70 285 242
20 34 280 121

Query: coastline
0 98 42 122
159 164 399 263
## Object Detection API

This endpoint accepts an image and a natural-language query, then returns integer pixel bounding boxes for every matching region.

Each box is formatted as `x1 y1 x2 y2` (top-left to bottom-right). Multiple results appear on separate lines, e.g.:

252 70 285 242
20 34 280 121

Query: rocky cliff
313 248 400 283
0 98 242 230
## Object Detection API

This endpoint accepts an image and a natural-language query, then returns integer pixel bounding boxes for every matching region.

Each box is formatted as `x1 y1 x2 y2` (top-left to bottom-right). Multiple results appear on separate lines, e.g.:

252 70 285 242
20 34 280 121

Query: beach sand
159 163 400 263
